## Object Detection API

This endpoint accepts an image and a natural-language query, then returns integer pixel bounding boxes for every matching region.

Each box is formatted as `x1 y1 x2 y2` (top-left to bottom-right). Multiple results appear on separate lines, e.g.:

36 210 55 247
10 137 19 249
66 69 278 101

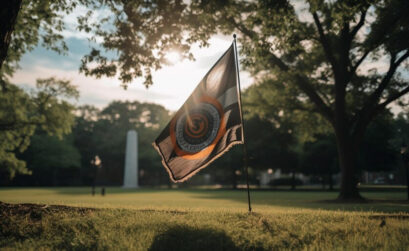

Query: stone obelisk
123 130 138 188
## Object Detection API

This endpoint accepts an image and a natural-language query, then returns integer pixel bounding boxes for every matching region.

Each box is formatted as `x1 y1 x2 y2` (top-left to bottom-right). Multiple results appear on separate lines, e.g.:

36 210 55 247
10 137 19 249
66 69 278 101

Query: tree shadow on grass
148 225 248 251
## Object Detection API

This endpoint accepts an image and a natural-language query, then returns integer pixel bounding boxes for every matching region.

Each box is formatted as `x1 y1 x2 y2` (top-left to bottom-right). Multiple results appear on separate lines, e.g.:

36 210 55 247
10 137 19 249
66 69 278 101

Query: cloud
12 40 254 111
11 65 175 109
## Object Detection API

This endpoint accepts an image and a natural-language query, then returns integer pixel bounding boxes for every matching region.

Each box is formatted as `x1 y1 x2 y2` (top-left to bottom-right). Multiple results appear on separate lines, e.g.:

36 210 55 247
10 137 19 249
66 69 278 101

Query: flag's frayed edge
152 140 243 183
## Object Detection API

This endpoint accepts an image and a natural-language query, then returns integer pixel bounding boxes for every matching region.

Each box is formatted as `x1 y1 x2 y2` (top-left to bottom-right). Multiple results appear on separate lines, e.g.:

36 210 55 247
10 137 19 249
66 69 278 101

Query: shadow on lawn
148 225 250 251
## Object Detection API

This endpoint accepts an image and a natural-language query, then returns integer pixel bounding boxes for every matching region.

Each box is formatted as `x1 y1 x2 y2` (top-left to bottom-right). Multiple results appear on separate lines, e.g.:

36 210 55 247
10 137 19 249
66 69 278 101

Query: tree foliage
76 0 408 198
72 101 171 186
0 0 408 198
359 111 398 173
0 78 78 180
15 132 81 186
182 0 408 199
1 0 90 79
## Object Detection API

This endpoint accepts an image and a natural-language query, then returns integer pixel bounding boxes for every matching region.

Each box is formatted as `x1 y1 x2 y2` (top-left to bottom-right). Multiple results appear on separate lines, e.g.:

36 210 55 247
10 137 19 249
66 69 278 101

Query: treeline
6 98 409 187
9 101 171 186
210 109 408 188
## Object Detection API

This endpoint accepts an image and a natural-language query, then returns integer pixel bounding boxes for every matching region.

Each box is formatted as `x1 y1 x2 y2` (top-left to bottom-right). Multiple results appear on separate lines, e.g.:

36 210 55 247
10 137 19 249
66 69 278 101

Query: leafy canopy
0 78 79 179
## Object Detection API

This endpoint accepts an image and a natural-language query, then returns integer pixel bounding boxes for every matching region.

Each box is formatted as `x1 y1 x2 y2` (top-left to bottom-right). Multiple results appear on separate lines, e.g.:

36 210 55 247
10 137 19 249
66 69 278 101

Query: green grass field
1 188 409 250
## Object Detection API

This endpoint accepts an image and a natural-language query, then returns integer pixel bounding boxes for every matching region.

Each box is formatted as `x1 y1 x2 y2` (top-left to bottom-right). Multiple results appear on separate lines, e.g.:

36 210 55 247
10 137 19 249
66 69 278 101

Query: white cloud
60 5 108 42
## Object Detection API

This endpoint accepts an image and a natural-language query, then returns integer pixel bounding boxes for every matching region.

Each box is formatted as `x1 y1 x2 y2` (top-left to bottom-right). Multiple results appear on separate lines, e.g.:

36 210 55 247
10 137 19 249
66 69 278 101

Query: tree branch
293 74 334 123
364 50 409 110
352 84 409 143
349 10 367 40
228 15 334 124
351 11 402 77
261 51 333 122
351 49 371 74
340 21 352 84
312 12 338 72
351 50 409 141
227 17 258 41
377 85 409 111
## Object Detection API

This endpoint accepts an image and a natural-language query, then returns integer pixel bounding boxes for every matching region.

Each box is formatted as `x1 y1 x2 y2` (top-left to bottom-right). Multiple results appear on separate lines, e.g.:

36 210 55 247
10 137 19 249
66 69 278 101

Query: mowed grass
1 187 409 250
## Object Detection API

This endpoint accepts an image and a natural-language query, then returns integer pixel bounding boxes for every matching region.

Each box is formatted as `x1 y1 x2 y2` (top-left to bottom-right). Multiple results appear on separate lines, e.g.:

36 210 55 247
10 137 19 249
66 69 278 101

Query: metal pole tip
233 34 237 39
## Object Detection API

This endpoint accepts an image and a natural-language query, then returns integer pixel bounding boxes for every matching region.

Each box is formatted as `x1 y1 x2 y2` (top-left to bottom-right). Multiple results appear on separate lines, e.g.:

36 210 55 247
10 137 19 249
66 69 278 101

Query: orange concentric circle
170 96 226 160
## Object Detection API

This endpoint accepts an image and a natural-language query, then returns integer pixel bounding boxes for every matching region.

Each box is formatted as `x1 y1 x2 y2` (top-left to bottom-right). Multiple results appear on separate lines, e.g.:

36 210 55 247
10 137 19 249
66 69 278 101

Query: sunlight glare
166 51 182 64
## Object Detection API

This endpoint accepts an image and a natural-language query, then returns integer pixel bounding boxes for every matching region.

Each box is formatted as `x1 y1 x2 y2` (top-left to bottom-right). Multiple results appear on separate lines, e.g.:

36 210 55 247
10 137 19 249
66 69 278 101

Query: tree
72 101 171 186
176 0 408 200
0 0 22 83
359 111 397 174
301 134 338 190
0 0 198 88
72 0 409 199
14 132 81 186
0 78 78 181
72 105 100 185
2 1 408 199
392 112 409 150
0 1 86 86
208 112 299 188
0 0 83 180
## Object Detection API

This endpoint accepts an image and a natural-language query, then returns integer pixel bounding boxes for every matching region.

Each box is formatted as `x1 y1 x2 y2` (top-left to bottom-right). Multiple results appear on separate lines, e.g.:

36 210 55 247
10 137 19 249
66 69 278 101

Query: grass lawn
1 187 408 250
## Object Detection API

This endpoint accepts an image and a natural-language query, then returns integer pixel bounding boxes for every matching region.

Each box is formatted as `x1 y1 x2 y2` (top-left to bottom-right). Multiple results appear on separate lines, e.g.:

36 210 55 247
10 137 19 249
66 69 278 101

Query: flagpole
233 34 252 213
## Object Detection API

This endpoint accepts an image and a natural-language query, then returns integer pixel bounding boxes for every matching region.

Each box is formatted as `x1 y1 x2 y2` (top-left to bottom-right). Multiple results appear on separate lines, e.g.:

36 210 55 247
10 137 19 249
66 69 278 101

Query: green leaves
77 0 194 88
3 0 75 78
0 78 78 180
72 101 171 185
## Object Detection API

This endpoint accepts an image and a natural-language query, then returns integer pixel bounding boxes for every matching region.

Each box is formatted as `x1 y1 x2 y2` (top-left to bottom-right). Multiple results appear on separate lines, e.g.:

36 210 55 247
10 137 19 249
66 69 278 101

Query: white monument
123 130 138 188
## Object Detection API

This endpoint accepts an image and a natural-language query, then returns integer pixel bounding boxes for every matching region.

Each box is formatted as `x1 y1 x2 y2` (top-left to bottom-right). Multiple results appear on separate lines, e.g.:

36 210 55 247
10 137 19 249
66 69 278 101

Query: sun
166 51 182 64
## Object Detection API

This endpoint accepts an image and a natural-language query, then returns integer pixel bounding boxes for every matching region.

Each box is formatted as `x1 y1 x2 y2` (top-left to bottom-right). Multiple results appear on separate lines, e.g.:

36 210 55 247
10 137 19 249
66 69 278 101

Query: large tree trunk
335 133 364 201
0 0 22 81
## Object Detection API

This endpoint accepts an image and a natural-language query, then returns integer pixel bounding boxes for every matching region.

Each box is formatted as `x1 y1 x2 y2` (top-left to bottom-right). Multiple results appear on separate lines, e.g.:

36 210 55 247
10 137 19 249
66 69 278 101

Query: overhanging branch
349 10 367 40
352 84 409 143
364 50 409 109
378 85 409 111
352 50 409 126
312 12 338 72
293 74 334 123
351 49 371 74
228 15 334 124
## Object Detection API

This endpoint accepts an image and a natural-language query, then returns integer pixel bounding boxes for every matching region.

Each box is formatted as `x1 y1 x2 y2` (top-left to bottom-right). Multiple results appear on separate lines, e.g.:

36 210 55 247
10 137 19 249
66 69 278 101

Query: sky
10 2 407 114
10 9 253 111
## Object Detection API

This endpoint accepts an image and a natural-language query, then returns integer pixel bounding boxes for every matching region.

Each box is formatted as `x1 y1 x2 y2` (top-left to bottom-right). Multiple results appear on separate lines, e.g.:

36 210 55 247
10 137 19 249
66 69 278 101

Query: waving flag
153 44 244 182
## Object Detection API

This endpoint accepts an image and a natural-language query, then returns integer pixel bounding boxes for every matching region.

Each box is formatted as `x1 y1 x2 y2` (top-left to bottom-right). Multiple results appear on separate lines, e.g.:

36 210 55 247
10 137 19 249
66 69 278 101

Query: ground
0 187 408 250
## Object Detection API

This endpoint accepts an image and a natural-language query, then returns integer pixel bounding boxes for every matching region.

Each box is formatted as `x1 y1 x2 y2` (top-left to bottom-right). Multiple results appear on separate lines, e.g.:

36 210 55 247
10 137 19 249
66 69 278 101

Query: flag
153 44 244 182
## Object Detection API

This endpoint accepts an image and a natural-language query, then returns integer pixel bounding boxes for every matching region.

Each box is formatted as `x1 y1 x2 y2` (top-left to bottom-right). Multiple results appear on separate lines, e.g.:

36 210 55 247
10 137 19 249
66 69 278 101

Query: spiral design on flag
175 103 220 153
170 96 226 159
